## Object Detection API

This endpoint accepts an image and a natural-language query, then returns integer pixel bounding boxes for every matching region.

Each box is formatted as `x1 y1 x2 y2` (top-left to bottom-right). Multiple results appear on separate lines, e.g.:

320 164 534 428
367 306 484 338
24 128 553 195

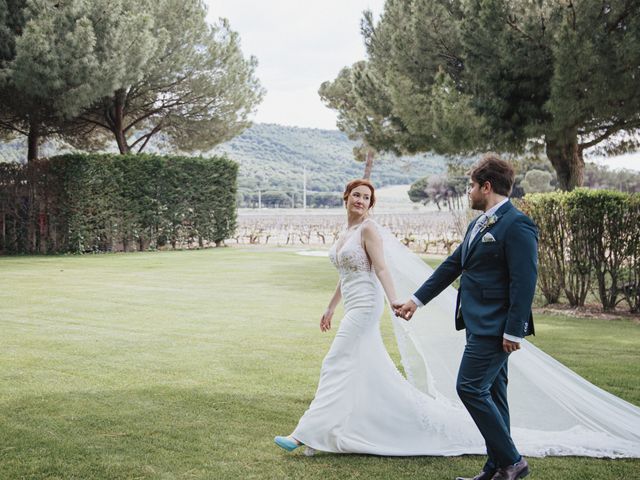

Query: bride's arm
320 280 341 332
362 222 398 305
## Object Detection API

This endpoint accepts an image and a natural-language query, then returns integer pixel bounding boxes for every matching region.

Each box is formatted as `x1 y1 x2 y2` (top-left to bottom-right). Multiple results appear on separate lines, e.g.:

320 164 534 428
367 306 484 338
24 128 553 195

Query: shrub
519 193 566 304
521 190 640 312
0 153 238 253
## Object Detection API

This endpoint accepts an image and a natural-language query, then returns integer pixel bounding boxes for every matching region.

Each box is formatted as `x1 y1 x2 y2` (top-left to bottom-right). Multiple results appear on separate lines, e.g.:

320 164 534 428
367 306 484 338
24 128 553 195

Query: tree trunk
115 129 129 154
27 120 40 162
363 150 374 179
109 89 130 154
545 131 584 191
1 212 5 252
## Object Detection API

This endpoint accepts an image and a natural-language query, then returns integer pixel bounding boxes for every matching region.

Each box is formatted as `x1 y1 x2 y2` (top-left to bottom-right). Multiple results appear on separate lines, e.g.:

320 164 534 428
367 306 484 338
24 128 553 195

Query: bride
275 178 489 456
274 179 640 459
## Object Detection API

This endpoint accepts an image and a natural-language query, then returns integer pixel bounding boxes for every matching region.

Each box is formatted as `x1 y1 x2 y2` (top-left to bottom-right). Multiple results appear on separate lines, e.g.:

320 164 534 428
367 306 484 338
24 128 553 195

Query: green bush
521 189 640 312
0 153 238 253
620 193 640 313
519 193 567 304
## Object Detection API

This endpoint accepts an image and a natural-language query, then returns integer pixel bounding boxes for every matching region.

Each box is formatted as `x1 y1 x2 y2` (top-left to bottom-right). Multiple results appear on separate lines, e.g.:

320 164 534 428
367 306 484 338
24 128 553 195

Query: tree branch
0 121 28 136
131 122 163 152
567 1 577 30
122 90 214 134
606 2 636 33
579 119 640 150
123 99 184 133
506 14 540 45
123 109 162 133
76 116 111 131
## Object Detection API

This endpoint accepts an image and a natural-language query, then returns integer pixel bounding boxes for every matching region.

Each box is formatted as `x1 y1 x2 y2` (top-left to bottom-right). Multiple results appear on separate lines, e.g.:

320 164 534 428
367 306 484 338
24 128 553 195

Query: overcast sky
202 1 639 170
204 0 386 130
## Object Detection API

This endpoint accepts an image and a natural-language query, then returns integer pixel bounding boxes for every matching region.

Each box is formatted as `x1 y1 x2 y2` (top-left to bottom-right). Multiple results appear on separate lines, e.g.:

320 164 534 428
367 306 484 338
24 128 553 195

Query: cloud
204 0 386 129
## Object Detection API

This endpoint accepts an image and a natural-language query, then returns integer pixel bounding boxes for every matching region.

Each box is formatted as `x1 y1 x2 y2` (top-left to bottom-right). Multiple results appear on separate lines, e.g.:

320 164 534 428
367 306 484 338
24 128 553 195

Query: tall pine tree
0 0 264 159
76 0 264 155
332 0 640 190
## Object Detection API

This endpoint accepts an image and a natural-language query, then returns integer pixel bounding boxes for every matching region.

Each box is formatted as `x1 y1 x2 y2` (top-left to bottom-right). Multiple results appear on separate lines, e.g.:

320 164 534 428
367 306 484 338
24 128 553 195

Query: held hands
392 300 418 321
320 309 334 332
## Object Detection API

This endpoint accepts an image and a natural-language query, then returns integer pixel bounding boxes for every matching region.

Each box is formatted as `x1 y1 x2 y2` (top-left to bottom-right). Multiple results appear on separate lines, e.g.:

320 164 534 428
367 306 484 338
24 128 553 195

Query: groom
394 154 537 480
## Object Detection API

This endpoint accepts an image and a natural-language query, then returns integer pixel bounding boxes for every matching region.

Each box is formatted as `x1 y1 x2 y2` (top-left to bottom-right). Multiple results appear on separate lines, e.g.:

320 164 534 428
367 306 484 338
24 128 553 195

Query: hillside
207 123 445 193
0 123 446 193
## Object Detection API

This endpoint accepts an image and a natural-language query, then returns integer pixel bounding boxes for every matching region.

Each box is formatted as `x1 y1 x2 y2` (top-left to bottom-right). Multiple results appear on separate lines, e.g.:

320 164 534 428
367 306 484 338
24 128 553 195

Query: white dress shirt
411 198 524 343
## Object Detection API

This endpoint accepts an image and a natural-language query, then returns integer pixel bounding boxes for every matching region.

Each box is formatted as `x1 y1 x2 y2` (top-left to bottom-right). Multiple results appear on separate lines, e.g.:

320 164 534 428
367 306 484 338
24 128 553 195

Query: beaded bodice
329 222 372 276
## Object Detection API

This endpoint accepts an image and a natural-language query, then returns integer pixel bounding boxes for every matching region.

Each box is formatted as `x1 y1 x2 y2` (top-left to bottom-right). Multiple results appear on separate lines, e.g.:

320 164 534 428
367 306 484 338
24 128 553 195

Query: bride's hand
391 300 403 314
393 300 417 321
320 309 334 332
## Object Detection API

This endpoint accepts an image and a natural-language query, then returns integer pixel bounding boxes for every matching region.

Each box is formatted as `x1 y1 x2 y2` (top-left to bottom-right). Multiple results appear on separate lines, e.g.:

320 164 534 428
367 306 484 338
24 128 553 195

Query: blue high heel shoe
274 436 301 452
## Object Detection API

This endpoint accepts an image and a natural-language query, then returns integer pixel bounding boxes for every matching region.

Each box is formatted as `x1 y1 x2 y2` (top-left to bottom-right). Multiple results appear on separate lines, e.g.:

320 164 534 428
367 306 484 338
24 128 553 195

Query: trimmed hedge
520 189 640 313
0 153 238 254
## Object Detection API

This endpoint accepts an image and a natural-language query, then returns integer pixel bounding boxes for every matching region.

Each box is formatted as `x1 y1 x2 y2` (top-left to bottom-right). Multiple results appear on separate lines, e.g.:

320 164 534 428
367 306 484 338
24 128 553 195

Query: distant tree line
409 157 640 209
408 175 466 211
237 190 343 209
320 0 640 191
0 0 264 161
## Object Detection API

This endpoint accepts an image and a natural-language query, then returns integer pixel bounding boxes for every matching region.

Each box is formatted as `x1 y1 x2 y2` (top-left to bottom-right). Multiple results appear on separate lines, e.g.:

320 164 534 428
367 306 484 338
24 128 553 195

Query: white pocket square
481 232 496 243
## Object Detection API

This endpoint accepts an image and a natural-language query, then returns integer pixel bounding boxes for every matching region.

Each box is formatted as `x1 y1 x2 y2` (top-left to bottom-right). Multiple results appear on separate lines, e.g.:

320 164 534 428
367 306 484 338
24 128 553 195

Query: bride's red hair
342 179 376 209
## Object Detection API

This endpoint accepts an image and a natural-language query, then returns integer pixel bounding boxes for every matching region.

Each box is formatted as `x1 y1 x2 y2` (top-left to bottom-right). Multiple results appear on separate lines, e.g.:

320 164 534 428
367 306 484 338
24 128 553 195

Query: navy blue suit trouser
456 333 521 469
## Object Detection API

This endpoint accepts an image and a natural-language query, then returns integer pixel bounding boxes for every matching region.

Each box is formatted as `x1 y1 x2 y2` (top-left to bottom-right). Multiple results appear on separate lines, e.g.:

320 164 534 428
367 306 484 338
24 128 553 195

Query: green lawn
0 249 638 479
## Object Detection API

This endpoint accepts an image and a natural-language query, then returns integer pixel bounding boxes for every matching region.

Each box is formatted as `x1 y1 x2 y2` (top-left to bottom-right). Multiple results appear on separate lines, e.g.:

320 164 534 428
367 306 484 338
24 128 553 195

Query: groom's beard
469 196 486 211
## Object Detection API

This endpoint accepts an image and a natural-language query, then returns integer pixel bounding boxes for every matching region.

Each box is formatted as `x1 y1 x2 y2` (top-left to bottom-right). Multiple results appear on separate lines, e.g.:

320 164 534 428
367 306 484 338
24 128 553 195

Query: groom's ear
481 181 492 194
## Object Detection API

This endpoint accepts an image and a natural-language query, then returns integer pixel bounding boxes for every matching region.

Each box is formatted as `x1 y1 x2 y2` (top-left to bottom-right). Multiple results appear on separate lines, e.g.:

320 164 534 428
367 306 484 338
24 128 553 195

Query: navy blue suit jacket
414 201 538 338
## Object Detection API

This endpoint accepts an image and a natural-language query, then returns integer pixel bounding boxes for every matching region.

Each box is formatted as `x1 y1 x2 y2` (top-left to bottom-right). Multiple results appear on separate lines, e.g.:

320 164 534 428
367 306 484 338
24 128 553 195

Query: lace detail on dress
412 389 435 431
329 223 372 275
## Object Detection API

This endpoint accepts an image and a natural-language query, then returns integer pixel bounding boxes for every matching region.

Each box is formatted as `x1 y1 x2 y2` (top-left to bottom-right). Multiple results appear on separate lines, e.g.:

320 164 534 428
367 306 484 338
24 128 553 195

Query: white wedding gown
292 221 483 455
291 220 640 458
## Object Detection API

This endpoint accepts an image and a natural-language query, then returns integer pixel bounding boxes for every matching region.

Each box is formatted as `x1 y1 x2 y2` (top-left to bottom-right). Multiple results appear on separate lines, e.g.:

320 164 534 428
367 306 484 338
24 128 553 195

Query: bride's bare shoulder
361 219 382 238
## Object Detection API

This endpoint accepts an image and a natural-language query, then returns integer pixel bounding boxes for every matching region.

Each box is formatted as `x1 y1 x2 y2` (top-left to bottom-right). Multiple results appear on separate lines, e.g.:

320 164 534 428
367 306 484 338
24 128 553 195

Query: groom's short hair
469 153 515 196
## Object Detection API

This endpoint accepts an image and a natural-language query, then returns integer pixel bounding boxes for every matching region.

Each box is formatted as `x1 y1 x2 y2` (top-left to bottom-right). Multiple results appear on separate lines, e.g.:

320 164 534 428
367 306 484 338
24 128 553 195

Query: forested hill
209 123 445 193
0 123 446 193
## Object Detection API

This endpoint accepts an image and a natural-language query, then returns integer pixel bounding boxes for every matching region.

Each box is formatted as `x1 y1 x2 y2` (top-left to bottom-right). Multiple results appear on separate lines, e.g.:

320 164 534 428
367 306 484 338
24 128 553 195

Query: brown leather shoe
491 458 529 480
455 471 496 480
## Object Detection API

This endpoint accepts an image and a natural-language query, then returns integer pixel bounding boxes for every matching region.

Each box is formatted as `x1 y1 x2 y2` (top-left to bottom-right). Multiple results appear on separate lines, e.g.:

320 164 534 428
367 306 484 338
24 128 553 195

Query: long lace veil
376 222 640 458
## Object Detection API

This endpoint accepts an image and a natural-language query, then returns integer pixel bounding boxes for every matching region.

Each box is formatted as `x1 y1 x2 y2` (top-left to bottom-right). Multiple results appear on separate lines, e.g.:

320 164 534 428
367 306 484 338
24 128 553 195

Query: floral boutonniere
480 214 499 232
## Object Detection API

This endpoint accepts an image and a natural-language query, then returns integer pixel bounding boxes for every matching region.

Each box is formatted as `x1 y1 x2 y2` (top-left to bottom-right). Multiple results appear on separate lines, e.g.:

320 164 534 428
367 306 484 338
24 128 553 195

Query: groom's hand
393 300 417 321
502 338 521 353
